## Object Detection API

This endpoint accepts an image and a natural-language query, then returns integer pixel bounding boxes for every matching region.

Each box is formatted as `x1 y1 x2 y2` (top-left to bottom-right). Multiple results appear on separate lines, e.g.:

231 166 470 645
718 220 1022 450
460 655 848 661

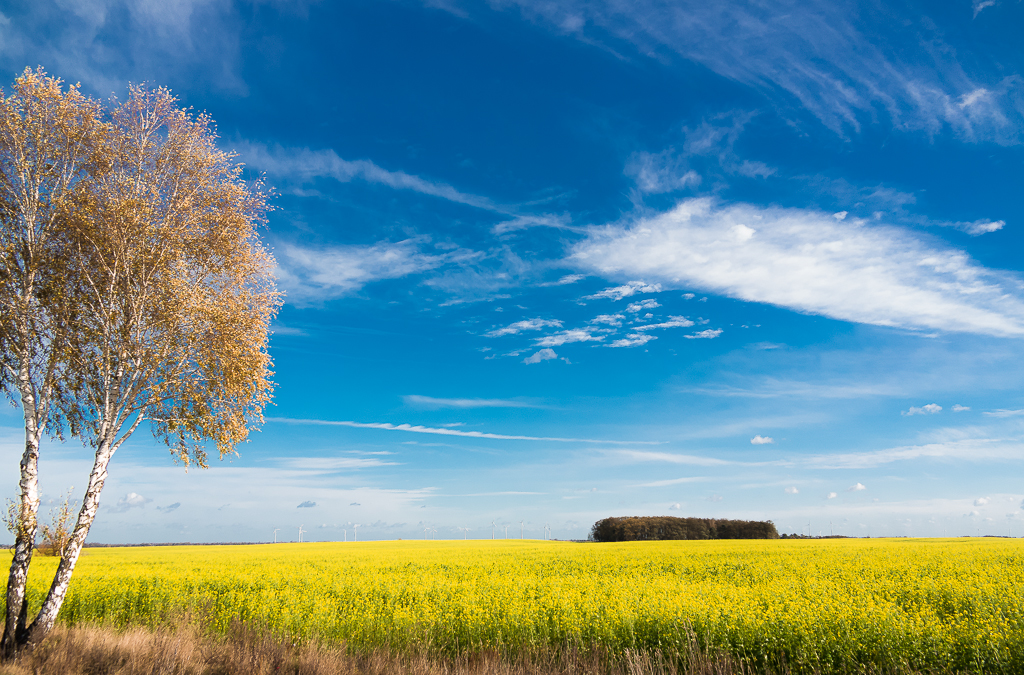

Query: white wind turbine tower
343 528 347 542
504 524 509 539
298 525 306 543
491 521 496 540
424 527 430 540
353 524 360 542
520 521 524 539
431 528 437 540
273 529 279 544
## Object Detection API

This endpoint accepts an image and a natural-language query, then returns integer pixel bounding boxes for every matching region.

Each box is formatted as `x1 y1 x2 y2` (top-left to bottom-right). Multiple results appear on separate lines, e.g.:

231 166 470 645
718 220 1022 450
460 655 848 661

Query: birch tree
0 70 104 656
1 73 279 655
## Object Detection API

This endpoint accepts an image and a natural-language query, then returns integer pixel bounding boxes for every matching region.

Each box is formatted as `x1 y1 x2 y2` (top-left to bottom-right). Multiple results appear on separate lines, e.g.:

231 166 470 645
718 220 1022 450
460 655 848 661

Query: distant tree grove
589 516 779 542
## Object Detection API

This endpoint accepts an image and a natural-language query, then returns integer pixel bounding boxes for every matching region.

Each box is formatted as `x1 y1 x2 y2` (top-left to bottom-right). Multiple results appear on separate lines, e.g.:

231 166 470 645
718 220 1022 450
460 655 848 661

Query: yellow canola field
14 538 1024 673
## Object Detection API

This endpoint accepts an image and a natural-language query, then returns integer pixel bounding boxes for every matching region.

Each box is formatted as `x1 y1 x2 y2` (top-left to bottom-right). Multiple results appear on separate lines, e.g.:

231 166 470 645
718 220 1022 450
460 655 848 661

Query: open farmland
10 538 1024 674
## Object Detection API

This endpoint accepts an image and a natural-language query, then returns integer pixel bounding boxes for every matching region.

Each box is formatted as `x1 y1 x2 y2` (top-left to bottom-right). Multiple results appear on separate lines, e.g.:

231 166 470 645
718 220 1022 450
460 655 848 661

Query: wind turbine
343 528 347 542
298 525 306 543
273 529 279 544
431 528 437 540
424 527 430 540
353 524 360 542
504 524 509 539
520 521 524 539
491 521 495 540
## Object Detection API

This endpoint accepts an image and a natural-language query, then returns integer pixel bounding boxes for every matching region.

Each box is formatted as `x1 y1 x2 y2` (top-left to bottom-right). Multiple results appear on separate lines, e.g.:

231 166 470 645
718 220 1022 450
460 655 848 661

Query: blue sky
2 0 1024 542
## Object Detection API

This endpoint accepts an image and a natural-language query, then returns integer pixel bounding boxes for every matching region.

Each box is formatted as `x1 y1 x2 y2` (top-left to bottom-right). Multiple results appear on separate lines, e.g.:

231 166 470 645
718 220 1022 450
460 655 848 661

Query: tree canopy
589 516 779 542
0 68 279 655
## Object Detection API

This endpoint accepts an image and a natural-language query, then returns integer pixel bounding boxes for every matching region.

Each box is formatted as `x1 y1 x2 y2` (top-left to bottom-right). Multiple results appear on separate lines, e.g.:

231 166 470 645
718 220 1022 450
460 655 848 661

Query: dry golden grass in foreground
0 620 764 675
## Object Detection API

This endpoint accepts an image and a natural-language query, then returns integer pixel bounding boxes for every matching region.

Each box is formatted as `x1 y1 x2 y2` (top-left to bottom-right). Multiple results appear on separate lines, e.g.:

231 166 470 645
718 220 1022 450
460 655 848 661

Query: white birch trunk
2 365 43 656
25 439 115 647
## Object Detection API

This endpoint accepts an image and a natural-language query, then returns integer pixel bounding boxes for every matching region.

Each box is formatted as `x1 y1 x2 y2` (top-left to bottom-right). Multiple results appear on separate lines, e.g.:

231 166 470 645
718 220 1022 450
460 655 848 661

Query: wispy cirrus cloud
237 142 571 238
282 457 401 471
571 198 1024 337
485 0 1024 143
616 450 738 467
274 239 481 305
268 417 660 444
635 476 709 487
237 141 503 211
802 438 1024 469
983 409 1024 418
403 395 543 409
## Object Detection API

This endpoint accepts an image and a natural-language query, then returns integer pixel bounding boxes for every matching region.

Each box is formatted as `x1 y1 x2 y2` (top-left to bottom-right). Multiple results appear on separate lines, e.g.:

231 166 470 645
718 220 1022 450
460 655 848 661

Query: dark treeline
590 516 779 542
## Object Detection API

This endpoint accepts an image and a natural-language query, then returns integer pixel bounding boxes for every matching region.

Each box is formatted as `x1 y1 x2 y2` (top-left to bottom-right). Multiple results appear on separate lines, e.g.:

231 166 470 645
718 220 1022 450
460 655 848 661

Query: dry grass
0 620 754 675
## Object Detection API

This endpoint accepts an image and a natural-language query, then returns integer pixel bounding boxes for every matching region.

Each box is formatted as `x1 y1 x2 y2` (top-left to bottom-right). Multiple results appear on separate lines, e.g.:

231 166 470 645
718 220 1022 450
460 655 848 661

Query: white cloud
706 494 723 502
486 318 562 337
403 395 540 409
952 404 971 412
973 0 996 18
785 486 799 494
668 502 681 510
589 314 625 326
156 502 181 513
572 198 1024 337
617 450 734 467
492 213 574 235
983 409 1024 418
608 333 657 348
848 483 867 491
535 329 604 347
109 492 151 513
685 329 723 339
833 211 848 221
750 435 774 445
827 492 838 499
634 316 696 332
903 403 943 416
539 274 585 286
803 438 1024 470
523 348 559 364
584 280 662 301
297 501 317 508
961 219 1005 235
975 497 990 506
238 141 502 212
636 476 709 487
282 457 400 471
626 299 661 312
493 1 1024 143
269 416 656 444
275 239 479 304
624 149 701 194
